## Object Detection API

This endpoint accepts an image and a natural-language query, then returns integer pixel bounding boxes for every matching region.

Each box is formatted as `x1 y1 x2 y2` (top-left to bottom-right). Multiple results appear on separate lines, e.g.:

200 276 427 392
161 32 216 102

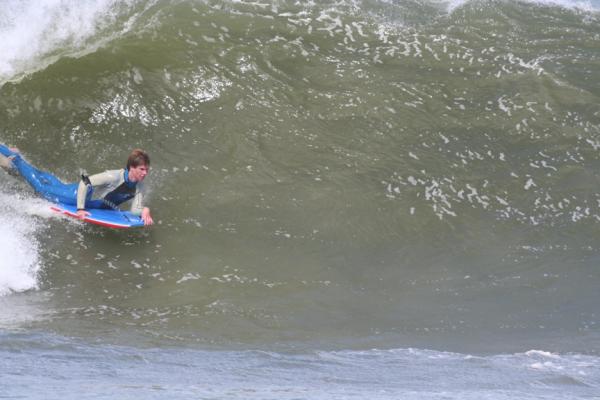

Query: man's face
129 164 149 182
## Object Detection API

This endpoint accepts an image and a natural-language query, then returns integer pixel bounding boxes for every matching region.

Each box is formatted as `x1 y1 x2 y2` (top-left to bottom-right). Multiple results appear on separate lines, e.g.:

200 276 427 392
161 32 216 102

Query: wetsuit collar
124 168 136 187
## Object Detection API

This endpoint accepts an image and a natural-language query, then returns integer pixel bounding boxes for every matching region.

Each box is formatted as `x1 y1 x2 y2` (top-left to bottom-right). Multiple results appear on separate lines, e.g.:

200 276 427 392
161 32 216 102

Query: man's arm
76 170 119 218
131 184 153 225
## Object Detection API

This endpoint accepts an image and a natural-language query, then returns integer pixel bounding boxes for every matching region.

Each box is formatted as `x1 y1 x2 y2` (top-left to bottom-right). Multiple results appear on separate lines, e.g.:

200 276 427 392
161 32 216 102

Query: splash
0 191 45 296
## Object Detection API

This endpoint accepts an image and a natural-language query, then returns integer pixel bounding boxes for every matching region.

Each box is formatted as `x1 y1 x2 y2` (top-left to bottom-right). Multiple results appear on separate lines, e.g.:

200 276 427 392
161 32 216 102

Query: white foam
0 191 45 296
0 0 142 84
521 0 600 12
443 0 600 13
442 0 472 13
526 350 561 359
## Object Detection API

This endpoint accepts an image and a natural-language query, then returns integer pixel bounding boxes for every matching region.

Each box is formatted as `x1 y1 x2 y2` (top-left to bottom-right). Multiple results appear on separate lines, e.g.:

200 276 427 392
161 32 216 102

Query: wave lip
0 0 144 85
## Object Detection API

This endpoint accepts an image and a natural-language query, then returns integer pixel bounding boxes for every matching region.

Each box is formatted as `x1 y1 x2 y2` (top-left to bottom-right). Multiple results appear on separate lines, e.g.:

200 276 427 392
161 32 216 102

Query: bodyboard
50 203 144 229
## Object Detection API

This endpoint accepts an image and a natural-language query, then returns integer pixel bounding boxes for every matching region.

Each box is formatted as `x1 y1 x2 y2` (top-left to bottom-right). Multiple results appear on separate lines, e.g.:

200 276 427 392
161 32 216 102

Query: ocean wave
0 0 599 356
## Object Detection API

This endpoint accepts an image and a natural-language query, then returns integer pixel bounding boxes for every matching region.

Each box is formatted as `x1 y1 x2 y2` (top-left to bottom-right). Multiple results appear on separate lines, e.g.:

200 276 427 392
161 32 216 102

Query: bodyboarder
0 145 153 226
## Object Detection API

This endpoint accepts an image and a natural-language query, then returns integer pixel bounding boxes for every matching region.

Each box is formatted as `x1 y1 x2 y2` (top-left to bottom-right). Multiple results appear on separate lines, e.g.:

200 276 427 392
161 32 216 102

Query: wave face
0 0 599 359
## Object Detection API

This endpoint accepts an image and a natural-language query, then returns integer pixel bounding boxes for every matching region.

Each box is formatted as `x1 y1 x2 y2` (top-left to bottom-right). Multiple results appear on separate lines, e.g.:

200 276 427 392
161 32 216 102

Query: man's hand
76 209 90 219
141 207 153 226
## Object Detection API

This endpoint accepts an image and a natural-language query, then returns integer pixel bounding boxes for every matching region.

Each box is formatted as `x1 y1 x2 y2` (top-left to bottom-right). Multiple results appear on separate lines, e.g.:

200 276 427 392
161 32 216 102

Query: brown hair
126 149 150 170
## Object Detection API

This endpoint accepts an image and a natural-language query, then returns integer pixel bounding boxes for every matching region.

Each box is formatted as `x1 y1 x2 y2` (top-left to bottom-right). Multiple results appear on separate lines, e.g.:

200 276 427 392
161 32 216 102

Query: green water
1 0 599 354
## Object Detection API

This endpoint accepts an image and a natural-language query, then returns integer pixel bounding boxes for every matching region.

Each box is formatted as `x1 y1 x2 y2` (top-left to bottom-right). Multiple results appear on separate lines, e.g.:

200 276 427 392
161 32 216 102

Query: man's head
127 149 150 182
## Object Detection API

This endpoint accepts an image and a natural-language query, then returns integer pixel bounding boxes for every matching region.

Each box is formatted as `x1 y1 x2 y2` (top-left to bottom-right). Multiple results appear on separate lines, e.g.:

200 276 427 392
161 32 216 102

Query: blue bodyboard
50 203 144 228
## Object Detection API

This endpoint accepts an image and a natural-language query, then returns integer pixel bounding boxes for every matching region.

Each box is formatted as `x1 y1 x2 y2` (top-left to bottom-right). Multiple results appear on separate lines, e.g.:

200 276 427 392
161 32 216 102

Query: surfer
76 149 153 226
0 145 153 226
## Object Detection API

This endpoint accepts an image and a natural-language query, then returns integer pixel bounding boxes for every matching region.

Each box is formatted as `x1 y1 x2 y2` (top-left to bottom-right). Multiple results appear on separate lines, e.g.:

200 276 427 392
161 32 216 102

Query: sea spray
0 192 42 296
